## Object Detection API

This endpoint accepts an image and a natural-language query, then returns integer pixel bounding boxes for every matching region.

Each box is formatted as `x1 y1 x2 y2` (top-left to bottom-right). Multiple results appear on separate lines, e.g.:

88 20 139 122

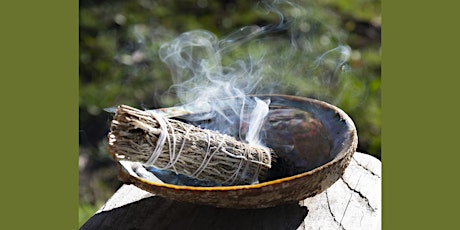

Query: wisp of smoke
158 29 270 145
156 0 351 148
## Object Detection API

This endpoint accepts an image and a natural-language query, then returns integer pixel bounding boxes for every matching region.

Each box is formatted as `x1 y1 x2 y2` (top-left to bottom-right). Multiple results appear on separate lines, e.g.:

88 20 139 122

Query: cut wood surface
81 152 381 230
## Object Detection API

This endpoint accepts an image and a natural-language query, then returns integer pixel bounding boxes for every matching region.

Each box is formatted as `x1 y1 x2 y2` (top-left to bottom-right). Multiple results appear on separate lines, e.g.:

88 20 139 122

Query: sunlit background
79 0 380 226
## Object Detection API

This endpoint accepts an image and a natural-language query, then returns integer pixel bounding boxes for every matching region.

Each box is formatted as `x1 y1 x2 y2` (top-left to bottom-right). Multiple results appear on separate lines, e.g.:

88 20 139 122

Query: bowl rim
111 94 358 192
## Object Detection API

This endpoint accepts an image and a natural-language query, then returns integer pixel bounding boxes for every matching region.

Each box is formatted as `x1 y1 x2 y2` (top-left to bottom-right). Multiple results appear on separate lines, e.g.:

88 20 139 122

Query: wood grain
81 152 381 230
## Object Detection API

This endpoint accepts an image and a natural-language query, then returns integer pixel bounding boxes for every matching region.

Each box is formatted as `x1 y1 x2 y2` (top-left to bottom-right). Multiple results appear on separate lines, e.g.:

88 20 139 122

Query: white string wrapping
108 105 273 185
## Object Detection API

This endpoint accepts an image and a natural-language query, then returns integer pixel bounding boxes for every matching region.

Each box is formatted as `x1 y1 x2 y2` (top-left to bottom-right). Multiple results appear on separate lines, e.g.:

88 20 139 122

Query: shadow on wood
81 195 309 230
81 152 381 229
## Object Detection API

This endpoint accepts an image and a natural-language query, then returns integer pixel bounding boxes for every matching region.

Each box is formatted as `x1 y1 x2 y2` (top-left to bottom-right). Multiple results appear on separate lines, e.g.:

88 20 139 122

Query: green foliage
79 202 100 228
320 0 381 22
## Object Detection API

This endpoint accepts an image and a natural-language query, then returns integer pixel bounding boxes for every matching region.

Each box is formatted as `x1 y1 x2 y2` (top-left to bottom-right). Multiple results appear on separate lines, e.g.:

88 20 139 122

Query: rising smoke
156 0 350 148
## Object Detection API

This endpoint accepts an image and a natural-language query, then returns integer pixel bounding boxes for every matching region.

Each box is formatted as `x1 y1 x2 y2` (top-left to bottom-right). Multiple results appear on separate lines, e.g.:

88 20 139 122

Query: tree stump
81 152 381 230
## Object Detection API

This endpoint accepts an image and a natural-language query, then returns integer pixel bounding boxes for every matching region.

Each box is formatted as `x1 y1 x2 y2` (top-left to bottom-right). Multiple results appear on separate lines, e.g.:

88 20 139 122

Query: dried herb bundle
108 105 273 185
